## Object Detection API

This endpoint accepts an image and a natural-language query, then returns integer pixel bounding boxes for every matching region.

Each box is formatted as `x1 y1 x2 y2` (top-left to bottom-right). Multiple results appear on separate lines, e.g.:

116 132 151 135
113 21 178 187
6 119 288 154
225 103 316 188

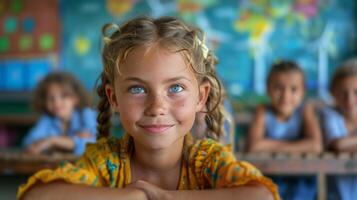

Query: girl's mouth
140 124 174 134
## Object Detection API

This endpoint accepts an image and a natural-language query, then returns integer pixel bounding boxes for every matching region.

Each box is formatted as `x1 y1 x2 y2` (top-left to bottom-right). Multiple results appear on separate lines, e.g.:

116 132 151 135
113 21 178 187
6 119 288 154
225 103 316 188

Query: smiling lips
140 124 174 134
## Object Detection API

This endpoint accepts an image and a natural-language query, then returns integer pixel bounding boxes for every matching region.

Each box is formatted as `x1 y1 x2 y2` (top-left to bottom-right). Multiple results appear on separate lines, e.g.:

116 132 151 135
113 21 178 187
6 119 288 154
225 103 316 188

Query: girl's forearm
331 135 357 152
22 182 147 200
250 138 321 153
165 186 275 200
50 136 75 151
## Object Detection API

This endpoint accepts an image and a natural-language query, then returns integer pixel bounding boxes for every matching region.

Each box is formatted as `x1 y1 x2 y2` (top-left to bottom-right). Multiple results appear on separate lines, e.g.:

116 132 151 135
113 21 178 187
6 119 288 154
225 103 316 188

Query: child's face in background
106 45 209 150
46 83 79 121
268 71 304 119
333 76 357 118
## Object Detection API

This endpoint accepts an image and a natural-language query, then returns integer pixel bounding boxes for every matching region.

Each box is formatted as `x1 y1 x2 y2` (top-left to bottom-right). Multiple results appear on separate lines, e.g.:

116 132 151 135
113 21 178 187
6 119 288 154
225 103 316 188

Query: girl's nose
282 89 290 100
144 94 168 117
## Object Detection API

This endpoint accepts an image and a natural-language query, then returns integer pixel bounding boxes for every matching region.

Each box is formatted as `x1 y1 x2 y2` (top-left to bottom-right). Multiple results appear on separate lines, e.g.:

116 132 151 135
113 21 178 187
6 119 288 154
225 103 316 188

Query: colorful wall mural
1 0 356 102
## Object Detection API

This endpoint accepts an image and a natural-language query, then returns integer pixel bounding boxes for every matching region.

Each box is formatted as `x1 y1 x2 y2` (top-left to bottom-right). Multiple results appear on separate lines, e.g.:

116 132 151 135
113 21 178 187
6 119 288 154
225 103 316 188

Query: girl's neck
132 138 184 172
59 117 71 135
57 110 74 123
271 107 294 122
130 137 184 190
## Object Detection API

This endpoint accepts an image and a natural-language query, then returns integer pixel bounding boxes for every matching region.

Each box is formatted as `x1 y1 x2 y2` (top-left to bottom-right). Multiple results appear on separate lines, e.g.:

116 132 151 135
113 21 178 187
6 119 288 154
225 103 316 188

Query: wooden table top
2 151 357 175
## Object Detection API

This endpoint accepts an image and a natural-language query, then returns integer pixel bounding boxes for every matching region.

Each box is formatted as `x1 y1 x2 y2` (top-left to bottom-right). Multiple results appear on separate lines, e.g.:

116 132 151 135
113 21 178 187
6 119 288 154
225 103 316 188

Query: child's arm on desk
248 103 322 153
22 181 147 200
128 180 275 200
27 132 95 155
330 135 357 152
23 181 274 200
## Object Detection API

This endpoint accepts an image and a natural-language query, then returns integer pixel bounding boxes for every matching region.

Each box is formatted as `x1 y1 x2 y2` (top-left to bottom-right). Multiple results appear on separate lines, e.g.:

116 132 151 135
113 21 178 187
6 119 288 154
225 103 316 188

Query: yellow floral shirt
18 135 280 200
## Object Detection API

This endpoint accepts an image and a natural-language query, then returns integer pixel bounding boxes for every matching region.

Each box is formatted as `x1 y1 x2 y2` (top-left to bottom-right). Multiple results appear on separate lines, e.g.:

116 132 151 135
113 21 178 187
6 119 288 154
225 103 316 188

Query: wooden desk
238 152 357 175
0 151 78 175
238 152 357 200
0 115 37 126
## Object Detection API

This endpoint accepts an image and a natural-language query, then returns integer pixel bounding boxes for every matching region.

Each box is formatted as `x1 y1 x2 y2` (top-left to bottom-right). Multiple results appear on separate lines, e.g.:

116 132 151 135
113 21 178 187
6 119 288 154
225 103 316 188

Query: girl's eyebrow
123 76 192 83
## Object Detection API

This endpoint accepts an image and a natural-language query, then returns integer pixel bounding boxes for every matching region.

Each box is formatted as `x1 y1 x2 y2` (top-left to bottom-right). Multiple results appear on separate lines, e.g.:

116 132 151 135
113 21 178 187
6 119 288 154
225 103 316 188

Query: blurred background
0 0 356 199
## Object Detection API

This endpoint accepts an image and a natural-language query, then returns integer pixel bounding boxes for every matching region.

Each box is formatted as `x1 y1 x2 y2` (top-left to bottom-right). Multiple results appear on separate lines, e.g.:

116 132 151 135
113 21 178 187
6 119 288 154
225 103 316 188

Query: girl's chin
135 136 185 151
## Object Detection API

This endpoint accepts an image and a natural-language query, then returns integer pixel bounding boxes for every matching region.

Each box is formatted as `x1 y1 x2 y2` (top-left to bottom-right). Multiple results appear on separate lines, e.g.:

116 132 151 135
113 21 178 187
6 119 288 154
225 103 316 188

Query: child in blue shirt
248 60 323 200
321 58 357 200
23 72 97 155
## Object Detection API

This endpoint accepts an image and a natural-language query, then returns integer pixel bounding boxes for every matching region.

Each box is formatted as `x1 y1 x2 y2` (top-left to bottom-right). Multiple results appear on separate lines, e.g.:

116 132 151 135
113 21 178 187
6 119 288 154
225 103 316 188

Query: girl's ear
105 84 118 108
196 81 211 112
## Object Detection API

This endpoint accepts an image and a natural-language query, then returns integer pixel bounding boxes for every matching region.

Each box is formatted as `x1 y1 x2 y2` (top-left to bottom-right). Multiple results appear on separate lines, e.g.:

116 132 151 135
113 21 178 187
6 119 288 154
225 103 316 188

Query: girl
321 58 357 200
18 16 279 200
23 72 97 155
248 60 322 200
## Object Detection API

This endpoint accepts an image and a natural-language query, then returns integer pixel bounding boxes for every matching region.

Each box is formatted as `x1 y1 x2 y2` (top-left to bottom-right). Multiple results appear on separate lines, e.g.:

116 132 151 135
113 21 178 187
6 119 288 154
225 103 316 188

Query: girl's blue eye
169 84 183 93
129 86 145 94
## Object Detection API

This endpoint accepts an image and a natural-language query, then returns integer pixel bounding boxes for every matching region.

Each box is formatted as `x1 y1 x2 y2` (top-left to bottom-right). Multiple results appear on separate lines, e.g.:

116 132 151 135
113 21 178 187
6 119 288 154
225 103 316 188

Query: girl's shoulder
191 138 229 151
255 104 267 113
77 107 97 116
321 106 344 120
188 138 235 165
35 113 59 125
84 136 129 162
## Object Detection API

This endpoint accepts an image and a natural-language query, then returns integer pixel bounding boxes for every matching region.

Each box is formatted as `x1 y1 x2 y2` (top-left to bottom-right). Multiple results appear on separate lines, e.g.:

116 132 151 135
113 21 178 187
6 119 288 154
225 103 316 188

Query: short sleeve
17 138 122 199
321 107 348 146
190 139 280 200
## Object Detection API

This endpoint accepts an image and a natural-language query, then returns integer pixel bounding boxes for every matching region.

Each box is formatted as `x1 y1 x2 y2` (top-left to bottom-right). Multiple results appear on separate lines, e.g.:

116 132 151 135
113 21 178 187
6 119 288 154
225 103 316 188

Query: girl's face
268 71 304 119
46 83 79 121
333 76 357 118
106 45 210 150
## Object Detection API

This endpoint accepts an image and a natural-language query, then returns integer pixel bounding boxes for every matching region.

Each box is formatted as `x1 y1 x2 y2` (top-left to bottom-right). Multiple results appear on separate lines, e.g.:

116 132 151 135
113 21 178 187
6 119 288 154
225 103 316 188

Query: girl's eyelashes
128 85 146 94
169 84 184 93
127 84 185 94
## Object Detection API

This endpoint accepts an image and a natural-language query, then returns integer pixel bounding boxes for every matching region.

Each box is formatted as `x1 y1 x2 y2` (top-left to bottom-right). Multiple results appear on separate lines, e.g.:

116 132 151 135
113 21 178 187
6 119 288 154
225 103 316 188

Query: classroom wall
0 0 356 100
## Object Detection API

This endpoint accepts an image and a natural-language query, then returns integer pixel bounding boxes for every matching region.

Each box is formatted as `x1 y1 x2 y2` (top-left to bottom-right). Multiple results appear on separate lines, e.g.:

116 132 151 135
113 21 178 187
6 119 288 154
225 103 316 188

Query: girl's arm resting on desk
249 138 321 153
128 180 274 200
301 102 323 153
26 136 76 155
22 181 147 200
22 181 274 200
50 136 75 151
330 135 357 152
35 133 95 155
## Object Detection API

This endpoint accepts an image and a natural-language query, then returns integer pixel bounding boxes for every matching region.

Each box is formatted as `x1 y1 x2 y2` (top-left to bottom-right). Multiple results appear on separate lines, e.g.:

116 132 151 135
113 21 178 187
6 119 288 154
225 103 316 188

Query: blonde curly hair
96 16 231 153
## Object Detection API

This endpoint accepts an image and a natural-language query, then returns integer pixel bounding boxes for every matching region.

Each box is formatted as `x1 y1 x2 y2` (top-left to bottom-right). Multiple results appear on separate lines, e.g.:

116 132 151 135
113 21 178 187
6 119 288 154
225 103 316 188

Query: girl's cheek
172 97 187 108
171 93 195 108
172 96 197 116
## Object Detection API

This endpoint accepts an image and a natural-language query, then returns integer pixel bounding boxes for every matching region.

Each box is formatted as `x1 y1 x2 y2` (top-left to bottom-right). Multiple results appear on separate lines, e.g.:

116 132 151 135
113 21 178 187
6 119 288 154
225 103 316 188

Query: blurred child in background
23 72 97 155
321 58 357 200
248 60 322 200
